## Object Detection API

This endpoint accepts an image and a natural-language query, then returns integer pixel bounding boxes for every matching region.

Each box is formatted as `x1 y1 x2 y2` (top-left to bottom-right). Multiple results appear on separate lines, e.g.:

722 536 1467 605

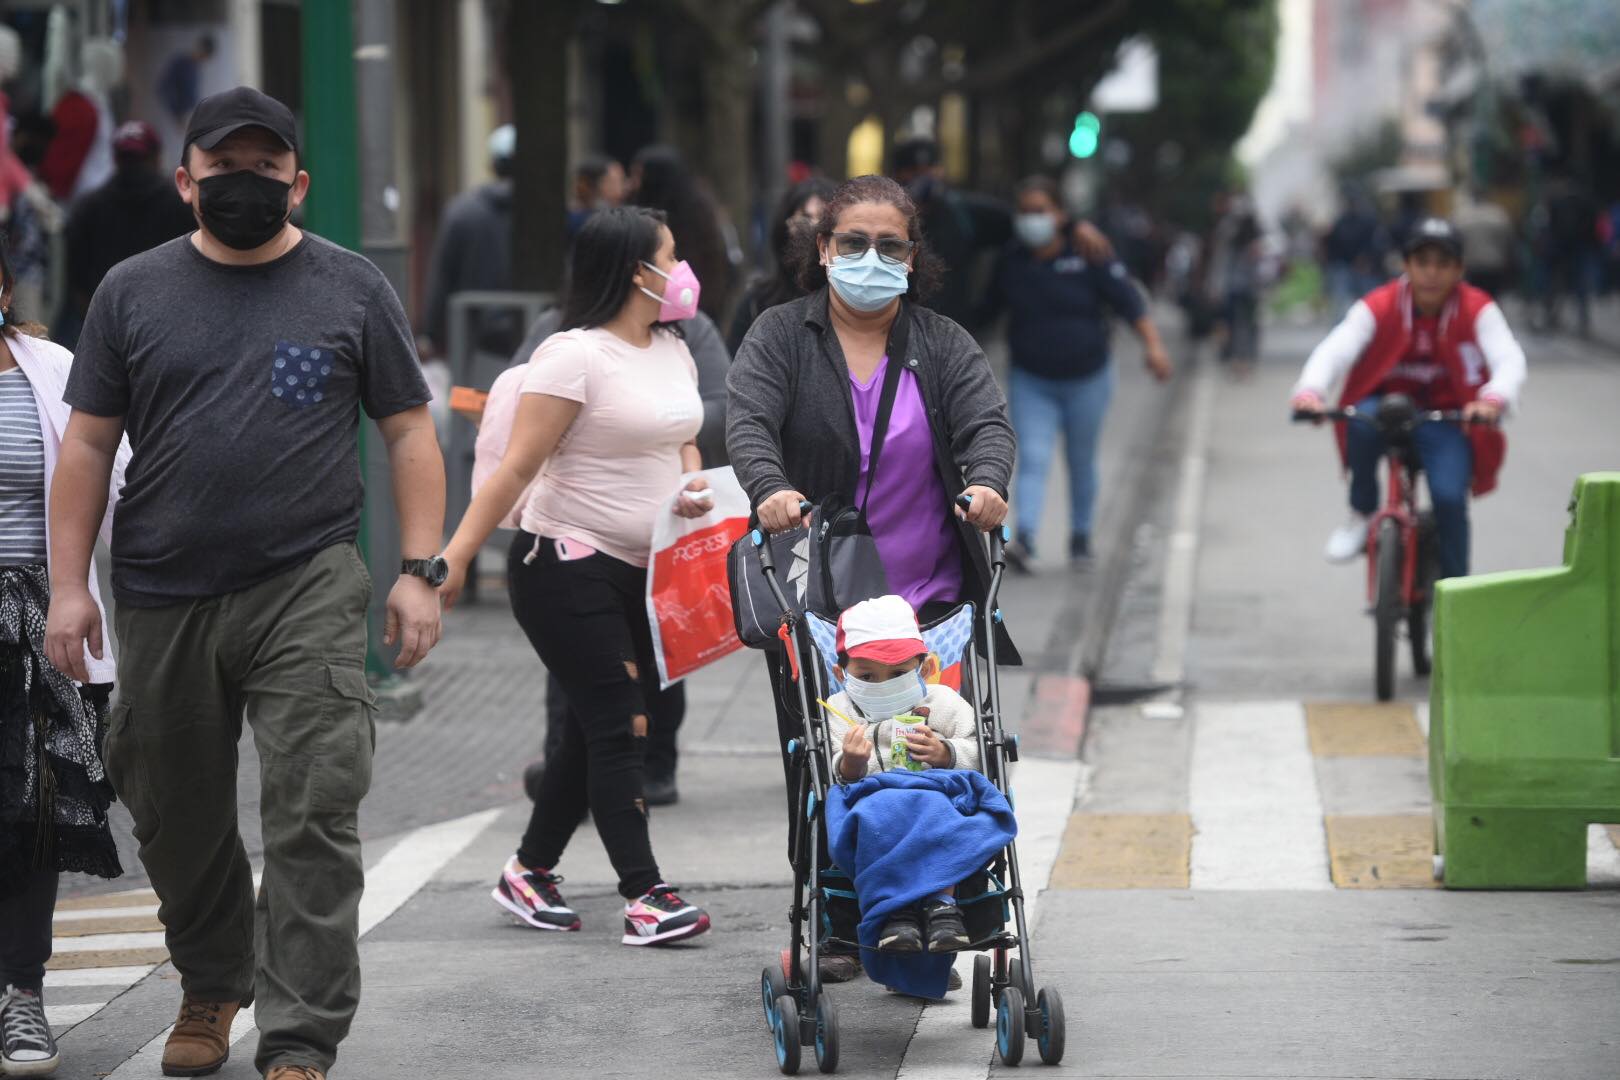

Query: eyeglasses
831 232 916 264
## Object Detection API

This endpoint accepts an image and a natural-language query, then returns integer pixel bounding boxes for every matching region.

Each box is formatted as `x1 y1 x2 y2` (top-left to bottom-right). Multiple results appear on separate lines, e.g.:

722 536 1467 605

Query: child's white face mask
845 670 928 720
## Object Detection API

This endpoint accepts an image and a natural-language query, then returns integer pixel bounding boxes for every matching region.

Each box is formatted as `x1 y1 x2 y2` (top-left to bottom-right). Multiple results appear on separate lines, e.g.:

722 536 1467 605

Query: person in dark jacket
423 125 516 357
726 174 1015 984
980 176 1171 569
57 121 195 349
726 177 834 353
630 145 734 324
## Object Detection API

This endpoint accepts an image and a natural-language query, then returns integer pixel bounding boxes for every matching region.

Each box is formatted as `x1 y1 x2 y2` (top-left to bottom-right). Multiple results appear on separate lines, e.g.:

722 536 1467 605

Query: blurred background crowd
2 0 1616 376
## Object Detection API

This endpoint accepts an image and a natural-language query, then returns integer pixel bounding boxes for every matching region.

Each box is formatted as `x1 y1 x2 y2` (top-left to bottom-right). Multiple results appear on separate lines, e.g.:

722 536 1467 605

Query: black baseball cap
1403 216 1464 260
183 86 297 162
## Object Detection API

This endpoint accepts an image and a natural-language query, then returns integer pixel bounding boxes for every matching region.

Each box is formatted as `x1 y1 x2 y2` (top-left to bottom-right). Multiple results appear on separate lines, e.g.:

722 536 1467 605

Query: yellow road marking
47 947 170 971
1049 813 1191 889
1325 815 1438 888
1305 703 1426 757
53 915 165 937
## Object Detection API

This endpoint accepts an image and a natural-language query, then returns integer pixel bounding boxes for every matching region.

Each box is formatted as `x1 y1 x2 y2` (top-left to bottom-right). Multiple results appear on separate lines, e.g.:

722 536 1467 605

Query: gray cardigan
726 289 1019 660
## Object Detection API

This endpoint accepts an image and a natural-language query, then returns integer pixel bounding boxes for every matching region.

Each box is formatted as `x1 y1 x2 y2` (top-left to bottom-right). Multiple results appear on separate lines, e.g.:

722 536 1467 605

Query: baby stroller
750 502 1066 1073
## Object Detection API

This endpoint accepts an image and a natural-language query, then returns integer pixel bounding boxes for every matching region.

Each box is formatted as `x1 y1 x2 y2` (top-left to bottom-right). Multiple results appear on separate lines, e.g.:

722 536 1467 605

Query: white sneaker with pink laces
621 884 711 946
491 856 580 931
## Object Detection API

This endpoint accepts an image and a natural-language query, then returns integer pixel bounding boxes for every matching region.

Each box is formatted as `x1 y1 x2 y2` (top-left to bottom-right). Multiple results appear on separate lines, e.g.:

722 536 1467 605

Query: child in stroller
824 594 988 955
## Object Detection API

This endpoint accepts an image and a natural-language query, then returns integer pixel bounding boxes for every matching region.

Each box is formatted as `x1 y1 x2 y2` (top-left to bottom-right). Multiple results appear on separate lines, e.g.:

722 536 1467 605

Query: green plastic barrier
1430 471 1620 889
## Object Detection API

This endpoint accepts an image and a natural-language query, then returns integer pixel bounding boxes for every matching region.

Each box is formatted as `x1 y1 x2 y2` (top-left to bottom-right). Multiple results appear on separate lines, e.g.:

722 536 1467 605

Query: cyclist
1290 216 1527 579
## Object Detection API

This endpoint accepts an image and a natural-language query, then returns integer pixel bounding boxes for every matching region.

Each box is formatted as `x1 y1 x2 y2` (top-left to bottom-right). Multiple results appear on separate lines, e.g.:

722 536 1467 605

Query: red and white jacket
1293 278 1527 496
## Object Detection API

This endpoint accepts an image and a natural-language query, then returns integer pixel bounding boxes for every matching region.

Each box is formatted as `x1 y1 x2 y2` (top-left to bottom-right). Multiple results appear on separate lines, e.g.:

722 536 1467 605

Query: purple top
851 357 963 610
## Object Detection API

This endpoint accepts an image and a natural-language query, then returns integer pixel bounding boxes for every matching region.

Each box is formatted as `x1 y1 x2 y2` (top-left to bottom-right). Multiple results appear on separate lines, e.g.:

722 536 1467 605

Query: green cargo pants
105 543 377 1076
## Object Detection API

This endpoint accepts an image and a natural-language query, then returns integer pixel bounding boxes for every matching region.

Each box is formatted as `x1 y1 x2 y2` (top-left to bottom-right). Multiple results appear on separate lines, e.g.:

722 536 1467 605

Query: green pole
301 0 388 679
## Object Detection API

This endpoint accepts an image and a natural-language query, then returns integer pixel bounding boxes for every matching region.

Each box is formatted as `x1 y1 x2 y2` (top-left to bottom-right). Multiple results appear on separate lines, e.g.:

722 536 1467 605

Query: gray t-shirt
66 233 431 606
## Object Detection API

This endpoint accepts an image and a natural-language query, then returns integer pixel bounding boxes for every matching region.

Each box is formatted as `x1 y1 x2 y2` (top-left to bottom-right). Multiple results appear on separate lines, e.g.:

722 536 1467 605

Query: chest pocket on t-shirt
269 341 337 409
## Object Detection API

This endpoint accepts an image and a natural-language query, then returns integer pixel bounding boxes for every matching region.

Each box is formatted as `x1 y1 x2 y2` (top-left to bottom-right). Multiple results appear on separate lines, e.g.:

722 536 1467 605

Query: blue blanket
826 769 1017 999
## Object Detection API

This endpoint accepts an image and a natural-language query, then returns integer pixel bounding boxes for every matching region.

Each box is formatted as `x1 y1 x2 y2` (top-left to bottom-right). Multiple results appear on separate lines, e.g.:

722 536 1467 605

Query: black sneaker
643 774 679 807
1 984 60 1075
922 899 970 952
877 910 924 952
1069 532 1092 562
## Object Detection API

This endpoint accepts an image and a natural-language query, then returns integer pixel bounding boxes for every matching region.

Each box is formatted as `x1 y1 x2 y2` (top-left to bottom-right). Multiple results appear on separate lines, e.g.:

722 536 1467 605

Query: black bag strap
861 304 912 513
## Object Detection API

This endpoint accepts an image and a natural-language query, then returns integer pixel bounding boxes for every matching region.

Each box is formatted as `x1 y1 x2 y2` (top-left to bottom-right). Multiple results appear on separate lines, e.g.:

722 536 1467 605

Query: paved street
39 320 1620 1079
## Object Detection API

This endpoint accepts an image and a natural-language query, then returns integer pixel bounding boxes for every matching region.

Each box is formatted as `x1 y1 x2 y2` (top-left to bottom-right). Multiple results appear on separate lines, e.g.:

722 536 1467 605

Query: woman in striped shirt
0 235 128 1077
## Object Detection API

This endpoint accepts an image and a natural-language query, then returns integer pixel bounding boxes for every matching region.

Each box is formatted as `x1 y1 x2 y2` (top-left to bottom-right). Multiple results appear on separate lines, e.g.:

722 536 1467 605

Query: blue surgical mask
1015 212 1058 249
826 248 911 312
845 670 928 721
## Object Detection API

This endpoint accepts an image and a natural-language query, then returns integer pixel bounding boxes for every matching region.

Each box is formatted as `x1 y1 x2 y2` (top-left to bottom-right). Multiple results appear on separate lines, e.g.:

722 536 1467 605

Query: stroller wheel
997 985 1026 1066
762 964 789 1025
1036 987 1066 1065
774 994 802 1075
971 954 992 1029
814 990 840 1074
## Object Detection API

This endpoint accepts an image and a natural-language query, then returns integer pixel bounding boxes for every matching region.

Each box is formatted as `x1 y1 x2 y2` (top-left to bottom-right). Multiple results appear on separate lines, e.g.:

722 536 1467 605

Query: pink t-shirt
519 327 702 567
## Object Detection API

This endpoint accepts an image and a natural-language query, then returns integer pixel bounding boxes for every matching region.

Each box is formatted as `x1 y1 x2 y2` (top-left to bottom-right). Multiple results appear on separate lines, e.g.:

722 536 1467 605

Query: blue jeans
1344 395 1473 579
1009 364 1113 549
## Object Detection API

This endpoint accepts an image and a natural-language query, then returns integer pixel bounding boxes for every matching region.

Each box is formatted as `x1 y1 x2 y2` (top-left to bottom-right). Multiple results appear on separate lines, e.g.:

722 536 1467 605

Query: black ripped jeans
507 532 676 899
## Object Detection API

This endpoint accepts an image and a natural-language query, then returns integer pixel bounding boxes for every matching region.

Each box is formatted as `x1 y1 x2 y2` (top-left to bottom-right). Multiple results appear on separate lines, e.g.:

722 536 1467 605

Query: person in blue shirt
979 176 1172 570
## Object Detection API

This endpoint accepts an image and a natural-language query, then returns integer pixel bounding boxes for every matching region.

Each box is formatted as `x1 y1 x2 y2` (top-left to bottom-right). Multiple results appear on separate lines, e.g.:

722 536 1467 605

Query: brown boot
161 996 239 1077
266 1067 326 1080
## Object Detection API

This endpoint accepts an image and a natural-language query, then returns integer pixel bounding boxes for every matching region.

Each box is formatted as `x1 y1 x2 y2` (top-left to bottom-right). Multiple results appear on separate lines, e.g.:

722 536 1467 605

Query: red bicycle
1293 394 1490 701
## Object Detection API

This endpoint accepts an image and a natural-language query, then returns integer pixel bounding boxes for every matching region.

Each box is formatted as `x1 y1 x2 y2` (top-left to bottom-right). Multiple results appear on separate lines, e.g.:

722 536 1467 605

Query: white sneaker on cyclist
1324 512 1370 563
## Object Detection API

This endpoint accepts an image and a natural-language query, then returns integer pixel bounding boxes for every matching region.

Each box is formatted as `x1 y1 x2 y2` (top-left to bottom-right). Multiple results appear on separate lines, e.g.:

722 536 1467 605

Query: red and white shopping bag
646 467 752 687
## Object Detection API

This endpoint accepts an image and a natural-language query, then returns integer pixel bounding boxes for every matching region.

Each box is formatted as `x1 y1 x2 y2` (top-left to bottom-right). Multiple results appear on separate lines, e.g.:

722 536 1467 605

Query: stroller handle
955 494 1010 570
748 500 815 575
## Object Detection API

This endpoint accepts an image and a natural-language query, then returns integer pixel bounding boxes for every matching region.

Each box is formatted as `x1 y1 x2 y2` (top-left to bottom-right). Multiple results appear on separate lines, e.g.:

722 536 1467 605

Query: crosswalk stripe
44 965 158 988
55 889 160 911
54 904 161 922
50 931 166 953
1189 701 1331 890
46 1002 107 1027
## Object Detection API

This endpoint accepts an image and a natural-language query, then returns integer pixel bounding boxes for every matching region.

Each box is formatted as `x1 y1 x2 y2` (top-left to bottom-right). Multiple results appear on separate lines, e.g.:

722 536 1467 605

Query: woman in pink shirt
440 208 714 947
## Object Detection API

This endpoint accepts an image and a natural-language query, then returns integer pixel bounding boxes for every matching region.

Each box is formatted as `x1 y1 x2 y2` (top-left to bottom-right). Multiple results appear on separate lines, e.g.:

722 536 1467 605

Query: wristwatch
401 556 450 587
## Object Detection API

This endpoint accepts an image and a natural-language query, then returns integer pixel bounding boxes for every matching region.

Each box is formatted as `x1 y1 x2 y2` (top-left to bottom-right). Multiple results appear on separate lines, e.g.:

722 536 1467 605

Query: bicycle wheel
1373 517 1402 702
1409 513 1437 677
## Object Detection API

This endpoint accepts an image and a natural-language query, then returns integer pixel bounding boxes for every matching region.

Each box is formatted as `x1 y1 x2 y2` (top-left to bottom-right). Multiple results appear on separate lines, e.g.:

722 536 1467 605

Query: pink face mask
638 259 702 322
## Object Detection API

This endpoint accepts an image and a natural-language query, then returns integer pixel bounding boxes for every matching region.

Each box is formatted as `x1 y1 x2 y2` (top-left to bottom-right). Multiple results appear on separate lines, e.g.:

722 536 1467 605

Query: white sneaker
1324 513 1370 563
1 984 60 1076
621 884 711 946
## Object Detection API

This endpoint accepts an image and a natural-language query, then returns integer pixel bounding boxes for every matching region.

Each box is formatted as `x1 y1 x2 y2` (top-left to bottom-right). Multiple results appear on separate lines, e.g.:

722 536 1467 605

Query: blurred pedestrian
893 135 1116 330
0 234 128 1080
630 145 733 322
40 39 122 202
56 121 195 349
440 206 713 948
1451 188 1515 299
726 174 1018 983
44 87 445 1080
156 35 216 125
979 176 1172 570
423 124 517 359
1538 172 1599 336
1323 191 1389 318
726 176 834 353
1205 195 1265 375
567 152 626 239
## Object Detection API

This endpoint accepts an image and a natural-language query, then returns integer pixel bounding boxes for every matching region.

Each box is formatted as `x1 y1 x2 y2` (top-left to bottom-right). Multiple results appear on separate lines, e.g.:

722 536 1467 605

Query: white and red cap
836 594 925 665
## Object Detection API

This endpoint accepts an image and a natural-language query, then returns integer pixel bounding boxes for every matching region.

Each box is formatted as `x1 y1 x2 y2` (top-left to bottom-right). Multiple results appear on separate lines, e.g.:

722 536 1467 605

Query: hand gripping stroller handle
955 494 1009 569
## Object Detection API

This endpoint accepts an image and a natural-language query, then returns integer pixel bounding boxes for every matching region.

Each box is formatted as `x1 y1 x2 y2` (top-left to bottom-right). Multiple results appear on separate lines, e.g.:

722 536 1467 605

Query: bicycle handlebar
1290 407 1496 427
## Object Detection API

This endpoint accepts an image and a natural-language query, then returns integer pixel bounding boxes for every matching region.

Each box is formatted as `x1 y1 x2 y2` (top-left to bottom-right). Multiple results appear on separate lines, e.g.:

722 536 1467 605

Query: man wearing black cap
57 120 195 348
44 86 447 1080
1290 216 1528 580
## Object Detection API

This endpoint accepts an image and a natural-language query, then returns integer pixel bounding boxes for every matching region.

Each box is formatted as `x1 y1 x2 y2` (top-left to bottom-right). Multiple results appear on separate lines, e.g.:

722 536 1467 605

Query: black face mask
192 170 293 250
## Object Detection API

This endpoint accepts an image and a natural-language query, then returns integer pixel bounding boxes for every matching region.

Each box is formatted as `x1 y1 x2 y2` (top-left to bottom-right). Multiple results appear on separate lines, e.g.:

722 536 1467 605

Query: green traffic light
1069 111 1100 158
